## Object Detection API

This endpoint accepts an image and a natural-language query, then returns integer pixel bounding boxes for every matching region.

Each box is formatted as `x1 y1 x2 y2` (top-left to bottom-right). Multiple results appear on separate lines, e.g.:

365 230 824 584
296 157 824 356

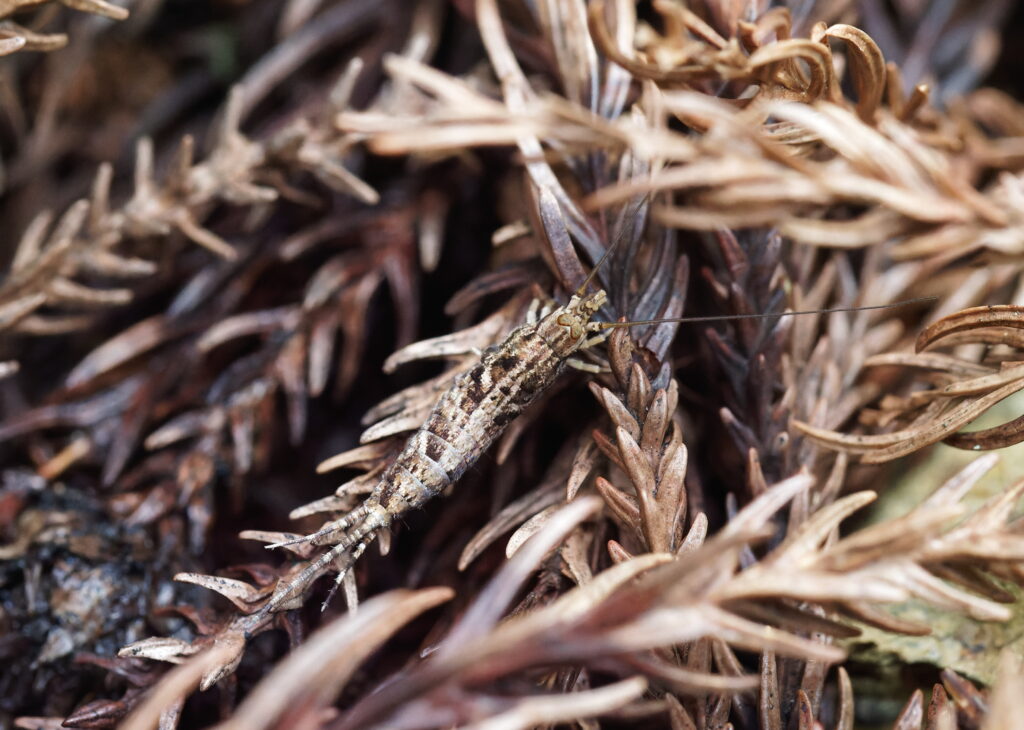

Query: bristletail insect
261 264 934 613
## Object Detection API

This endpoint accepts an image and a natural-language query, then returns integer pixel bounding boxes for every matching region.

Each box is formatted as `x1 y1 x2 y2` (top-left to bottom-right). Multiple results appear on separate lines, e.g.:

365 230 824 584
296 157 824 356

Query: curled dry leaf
796 306 1024 461
10 0 1024 727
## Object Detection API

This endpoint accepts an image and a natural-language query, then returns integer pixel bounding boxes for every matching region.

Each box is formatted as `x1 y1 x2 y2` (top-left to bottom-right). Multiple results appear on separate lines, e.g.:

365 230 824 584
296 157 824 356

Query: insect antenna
573 194 651 297
595 296 938 330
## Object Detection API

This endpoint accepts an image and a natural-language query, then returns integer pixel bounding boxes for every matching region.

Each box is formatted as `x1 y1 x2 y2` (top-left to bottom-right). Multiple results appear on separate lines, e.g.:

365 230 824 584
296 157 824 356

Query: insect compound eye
557 313 584 339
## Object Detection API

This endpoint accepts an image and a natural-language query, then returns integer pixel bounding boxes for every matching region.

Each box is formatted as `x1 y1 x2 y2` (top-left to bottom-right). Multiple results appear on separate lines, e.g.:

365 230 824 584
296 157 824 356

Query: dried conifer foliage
3 1 1024 729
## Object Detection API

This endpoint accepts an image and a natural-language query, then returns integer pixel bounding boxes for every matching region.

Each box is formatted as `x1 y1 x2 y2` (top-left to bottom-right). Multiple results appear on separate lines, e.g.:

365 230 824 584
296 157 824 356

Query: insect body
264 289 609 611
262 285 932 613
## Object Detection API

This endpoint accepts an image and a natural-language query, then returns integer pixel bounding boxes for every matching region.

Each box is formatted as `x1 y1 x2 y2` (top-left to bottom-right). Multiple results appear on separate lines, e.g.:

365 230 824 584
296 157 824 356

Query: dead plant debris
2 1 1024 729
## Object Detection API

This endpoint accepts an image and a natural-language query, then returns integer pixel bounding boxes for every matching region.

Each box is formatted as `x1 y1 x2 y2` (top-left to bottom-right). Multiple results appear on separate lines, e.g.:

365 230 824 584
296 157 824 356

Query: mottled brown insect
264 289 609 611
261 284 934 612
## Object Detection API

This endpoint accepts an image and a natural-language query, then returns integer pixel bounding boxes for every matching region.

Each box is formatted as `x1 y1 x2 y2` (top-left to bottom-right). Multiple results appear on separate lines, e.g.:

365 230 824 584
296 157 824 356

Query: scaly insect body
262 284 932 613
264 289 608 611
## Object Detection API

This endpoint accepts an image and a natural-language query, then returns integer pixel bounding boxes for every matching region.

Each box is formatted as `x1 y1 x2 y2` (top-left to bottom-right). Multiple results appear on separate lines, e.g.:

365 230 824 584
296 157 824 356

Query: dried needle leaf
216 588 453 730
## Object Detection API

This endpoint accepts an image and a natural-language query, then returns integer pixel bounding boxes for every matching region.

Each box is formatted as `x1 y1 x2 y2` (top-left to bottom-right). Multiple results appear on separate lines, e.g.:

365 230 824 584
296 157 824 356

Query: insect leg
264 522 343 550
580 330 610 350
320 536 374 612
261 526 378 613
264 503 372 549
566 357 604 373
261 501 389 613
262 541 346 613
526 298 541 325
309 502 372 546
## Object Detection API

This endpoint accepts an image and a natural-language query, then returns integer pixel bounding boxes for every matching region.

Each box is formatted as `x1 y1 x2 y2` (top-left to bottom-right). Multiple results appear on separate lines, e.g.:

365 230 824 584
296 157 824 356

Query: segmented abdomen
374 323 566 512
